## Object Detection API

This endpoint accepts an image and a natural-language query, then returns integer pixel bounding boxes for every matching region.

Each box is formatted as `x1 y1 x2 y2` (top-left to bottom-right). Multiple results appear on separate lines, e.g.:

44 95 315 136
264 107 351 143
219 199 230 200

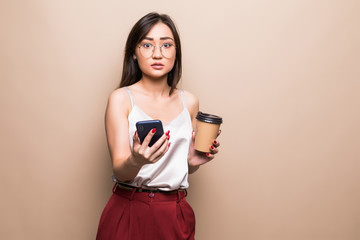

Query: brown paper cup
194 112 223 153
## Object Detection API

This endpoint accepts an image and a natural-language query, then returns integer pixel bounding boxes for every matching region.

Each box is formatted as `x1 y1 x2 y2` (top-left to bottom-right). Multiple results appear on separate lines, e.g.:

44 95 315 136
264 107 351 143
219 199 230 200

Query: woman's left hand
188 130 221 167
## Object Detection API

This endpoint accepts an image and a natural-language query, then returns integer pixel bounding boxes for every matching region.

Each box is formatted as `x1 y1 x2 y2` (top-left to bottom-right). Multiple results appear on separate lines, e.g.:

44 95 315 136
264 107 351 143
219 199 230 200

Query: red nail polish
166 130 170 136
168 142 171 147
167 135 170 140
135 130 137 135
213 140 217 144
206 153 210 156
152 128 156 133
211 146 214 150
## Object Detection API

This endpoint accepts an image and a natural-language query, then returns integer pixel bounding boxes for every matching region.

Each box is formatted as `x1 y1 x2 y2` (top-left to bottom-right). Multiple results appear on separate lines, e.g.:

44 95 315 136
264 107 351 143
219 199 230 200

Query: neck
139 75 171 97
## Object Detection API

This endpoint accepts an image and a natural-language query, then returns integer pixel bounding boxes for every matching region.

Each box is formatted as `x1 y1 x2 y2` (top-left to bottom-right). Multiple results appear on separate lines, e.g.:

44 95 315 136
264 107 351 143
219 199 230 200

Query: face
134 22 176 80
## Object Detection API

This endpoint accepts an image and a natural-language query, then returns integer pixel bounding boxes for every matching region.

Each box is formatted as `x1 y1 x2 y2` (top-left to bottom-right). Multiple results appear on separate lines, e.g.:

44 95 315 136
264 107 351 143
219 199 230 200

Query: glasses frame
137 43 177 59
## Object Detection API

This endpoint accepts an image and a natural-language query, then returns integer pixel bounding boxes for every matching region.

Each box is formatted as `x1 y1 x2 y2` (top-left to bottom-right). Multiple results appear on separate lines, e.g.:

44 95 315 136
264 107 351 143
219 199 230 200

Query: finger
205 152 215 161
141 128 157 148
158 134 170 154
189 130 196 147
144 133 168 163
148 132 167 150
212 139 220 148
216 129 222 137
210 145 219 154
150 138 169 162
132 131 140 148
151 137 170 163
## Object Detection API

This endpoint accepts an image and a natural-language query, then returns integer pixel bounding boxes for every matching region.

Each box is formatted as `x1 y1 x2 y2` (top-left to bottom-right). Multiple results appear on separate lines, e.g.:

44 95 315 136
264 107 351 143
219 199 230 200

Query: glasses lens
139 46 153 58
161 45 176 58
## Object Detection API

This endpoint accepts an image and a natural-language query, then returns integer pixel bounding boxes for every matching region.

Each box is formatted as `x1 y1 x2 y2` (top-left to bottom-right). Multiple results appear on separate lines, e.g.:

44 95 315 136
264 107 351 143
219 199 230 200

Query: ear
133 54 137 61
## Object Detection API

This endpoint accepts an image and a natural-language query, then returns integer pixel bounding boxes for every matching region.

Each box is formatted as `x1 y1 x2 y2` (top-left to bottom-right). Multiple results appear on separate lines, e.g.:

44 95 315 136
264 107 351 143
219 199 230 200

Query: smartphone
136 120 164 147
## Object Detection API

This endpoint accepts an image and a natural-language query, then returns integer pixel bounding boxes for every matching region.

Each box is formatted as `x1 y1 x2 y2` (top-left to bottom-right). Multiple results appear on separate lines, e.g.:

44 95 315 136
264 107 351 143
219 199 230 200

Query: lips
151 62 164 66
151 62 164 70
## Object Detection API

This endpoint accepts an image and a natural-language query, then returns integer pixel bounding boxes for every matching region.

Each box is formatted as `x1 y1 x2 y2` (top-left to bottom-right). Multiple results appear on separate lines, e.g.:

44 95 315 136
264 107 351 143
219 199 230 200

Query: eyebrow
143 37 174 41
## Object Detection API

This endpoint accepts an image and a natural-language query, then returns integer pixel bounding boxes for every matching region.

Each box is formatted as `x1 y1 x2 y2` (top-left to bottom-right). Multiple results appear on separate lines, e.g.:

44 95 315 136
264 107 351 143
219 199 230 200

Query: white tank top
113 87 193 191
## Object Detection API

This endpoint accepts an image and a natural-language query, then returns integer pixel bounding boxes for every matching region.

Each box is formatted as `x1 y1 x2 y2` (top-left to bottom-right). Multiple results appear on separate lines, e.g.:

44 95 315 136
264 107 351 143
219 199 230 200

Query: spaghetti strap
179 90 186 108
124 87 134 107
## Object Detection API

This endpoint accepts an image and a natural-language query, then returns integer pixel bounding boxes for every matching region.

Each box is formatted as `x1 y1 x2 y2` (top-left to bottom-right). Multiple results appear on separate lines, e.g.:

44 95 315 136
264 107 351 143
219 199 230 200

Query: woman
97 12 221 240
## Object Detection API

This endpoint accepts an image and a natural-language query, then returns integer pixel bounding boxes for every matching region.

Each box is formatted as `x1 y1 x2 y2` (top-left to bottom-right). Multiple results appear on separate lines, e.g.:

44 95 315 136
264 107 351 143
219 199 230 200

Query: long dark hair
119 12 182 95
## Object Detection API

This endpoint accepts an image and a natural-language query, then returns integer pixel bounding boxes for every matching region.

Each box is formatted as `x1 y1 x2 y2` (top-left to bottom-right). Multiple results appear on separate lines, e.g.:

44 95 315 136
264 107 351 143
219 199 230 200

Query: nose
152 46 162 59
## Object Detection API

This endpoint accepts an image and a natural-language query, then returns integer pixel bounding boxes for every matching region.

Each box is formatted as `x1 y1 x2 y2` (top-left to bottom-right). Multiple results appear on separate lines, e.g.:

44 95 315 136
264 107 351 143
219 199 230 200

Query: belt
115 183 187 195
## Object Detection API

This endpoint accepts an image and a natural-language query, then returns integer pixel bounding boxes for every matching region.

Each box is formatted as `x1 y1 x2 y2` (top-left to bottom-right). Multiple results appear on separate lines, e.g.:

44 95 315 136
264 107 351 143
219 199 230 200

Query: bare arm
105 89 170 182
184 90 221 174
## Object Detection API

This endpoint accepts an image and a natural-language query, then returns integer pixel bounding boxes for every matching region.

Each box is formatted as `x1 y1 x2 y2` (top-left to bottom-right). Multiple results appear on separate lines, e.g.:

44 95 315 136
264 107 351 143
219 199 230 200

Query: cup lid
196 111 223 124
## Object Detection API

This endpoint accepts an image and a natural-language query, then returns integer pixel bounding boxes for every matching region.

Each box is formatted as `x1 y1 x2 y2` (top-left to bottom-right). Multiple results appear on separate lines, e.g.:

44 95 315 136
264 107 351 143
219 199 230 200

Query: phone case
136 120 164 147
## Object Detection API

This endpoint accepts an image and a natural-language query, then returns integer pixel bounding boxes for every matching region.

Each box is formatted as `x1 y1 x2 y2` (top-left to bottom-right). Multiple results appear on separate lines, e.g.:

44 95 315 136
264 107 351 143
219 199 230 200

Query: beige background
1 0 359 239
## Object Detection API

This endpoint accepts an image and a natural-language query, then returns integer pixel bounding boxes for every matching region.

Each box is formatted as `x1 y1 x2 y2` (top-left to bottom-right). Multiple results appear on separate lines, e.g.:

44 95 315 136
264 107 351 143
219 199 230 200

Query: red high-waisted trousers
96 185 196 240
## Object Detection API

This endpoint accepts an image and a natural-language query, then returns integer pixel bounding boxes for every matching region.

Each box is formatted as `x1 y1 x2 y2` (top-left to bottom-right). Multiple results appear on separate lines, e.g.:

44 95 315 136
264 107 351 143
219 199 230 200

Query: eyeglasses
138 43 176 59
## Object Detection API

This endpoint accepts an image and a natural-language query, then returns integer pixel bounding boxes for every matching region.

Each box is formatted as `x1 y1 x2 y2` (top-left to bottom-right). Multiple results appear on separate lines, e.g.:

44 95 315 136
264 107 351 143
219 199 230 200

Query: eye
142 43 152 48
162 43 173 48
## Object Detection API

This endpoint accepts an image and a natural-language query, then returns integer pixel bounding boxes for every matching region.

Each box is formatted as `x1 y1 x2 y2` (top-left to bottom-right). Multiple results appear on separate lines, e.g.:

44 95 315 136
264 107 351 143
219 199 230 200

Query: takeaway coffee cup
194 112 223 153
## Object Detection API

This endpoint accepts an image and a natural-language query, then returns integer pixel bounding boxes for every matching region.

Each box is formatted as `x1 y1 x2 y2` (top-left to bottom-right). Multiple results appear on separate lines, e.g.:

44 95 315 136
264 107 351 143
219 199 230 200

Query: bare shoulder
182 90 199 106
182 90 199 118
107 87 132 116
109 88 129 102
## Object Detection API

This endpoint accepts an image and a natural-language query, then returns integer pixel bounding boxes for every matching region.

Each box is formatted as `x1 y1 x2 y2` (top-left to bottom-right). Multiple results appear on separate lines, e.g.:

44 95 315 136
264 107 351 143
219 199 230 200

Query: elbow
112 168 133 182
112 157 137 182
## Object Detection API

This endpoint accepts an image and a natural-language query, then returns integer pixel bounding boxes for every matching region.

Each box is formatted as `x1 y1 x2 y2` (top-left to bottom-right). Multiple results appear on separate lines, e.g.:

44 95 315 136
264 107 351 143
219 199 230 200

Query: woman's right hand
130 129 170 167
